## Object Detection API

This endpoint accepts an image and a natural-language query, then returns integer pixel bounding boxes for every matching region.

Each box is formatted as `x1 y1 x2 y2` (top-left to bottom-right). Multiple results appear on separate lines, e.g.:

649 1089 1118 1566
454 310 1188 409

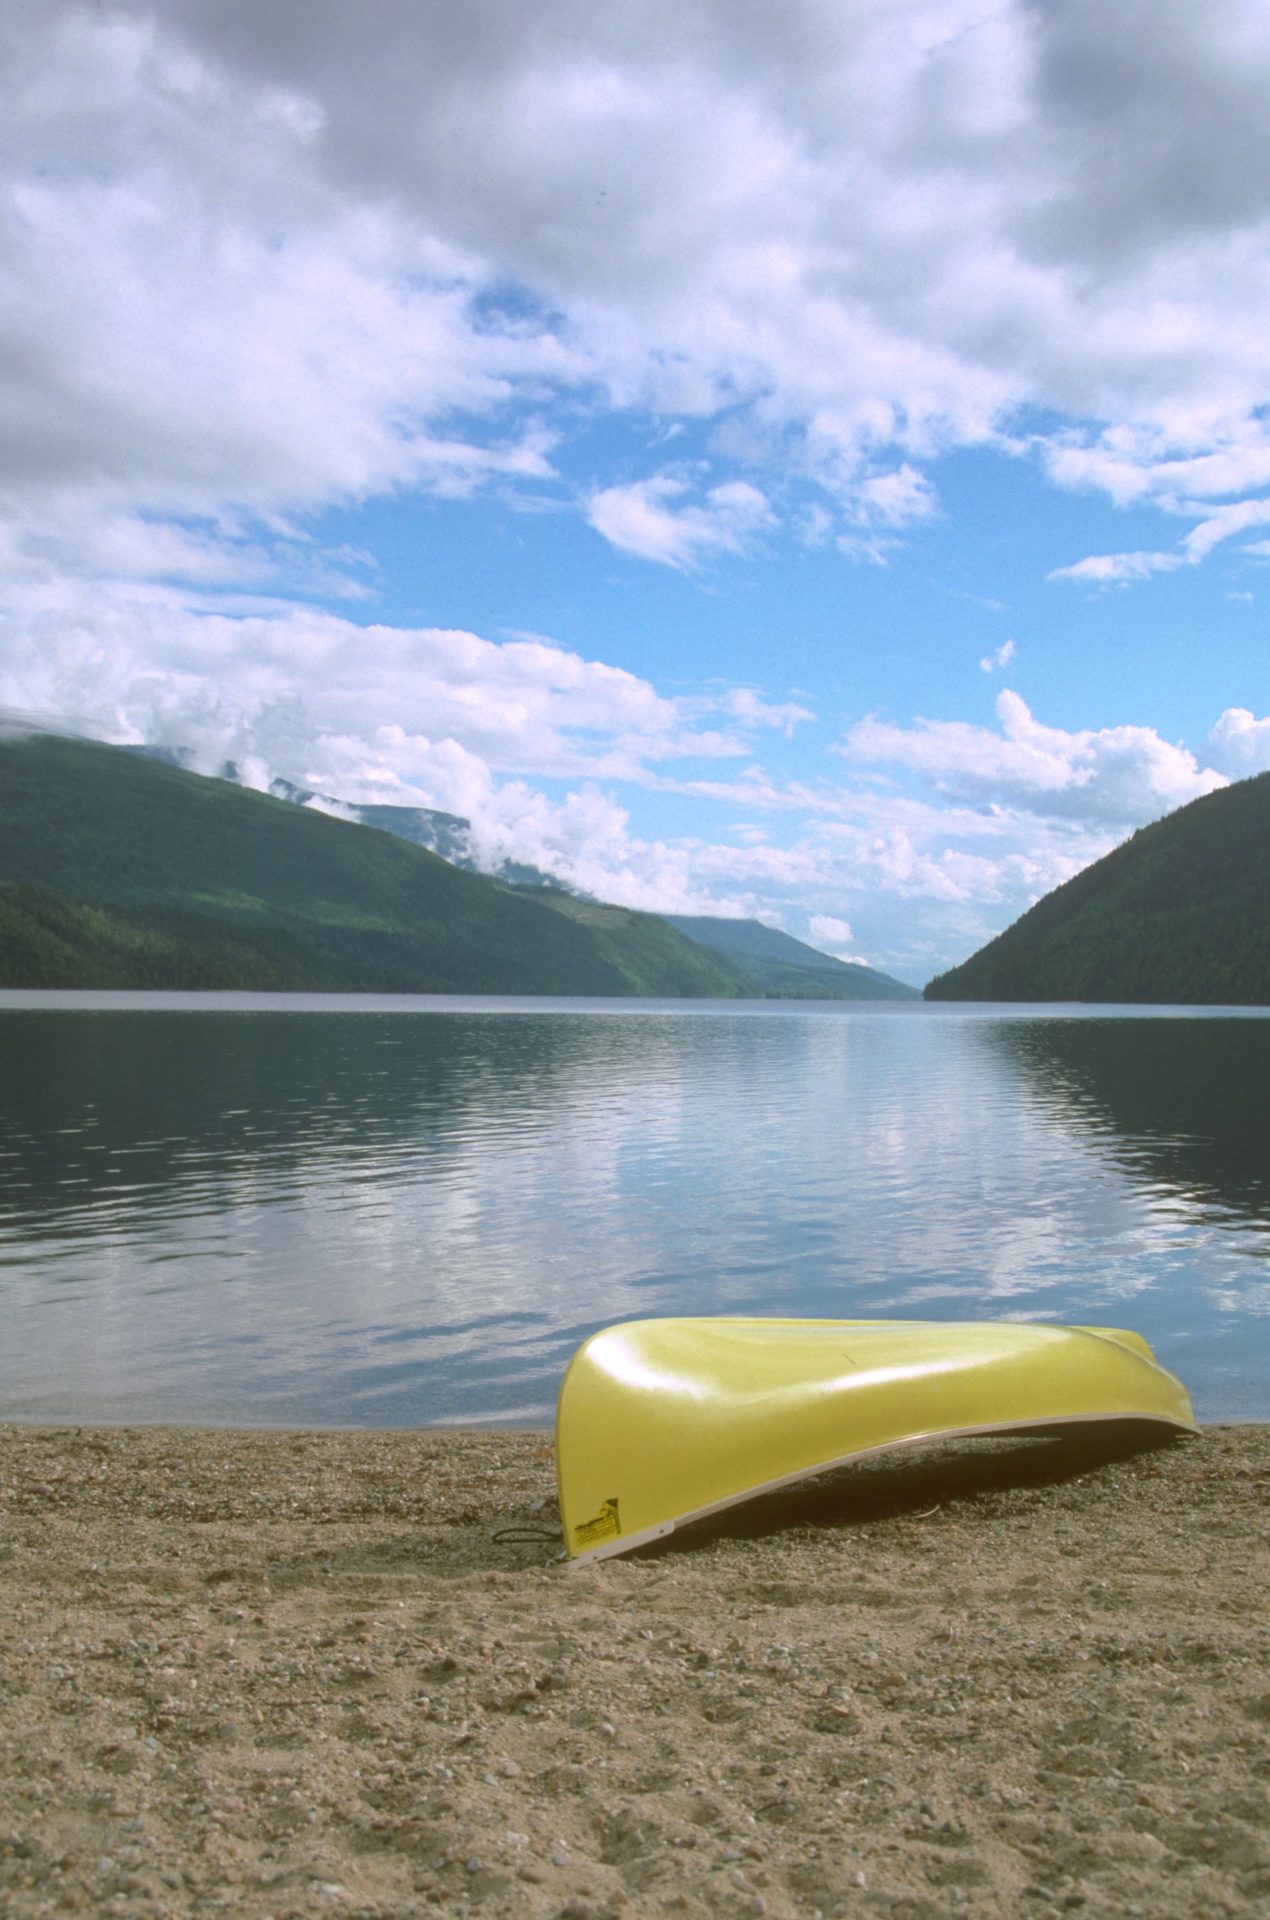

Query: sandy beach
1 1421 1266 1920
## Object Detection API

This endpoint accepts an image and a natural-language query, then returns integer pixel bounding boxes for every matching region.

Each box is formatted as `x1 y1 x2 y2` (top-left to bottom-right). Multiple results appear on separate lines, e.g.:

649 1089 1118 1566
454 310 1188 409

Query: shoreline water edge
1 1421 1266 1918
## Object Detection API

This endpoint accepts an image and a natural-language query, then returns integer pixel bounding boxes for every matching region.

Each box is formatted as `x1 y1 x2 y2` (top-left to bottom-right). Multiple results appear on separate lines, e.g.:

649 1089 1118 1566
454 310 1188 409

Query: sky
2 1 1269 987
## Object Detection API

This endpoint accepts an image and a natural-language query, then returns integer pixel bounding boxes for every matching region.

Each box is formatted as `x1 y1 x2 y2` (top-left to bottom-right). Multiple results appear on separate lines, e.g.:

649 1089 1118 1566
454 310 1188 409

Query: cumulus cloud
841 689 1227 826
807 915 861 963
0 588 791 800
638 786 1131 985
4 2 1270 582
852 467 939 530
1208 706 1270 774
0 561 1173 983
5 3 1270 983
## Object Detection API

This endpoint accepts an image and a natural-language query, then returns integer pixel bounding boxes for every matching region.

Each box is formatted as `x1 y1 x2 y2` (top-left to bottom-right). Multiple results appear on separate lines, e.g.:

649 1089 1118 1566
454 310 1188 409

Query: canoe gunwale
565 1405 1196 1568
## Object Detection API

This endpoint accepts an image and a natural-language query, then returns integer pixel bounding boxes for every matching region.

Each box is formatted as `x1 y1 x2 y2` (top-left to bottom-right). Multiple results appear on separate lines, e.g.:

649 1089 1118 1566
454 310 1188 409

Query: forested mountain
0 733 746 996
130 750 566 890
665 915 919 999
269 777 565 890
925 772 1270 1004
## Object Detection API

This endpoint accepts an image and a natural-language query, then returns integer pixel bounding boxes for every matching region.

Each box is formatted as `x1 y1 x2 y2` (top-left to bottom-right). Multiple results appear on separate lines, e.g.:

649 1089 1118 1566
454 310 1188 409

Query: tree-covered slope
665 915 919 999
520 894 767 998
0 881 347 989
925 772 1270 1004
0 733 748 996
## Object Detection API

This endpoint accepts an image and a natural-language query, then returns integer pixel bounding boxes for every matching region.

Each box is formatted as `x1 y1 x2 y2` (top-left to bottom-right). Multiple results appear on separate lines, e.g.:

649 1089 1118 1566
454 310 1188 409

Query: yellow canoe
555 1316 1195 1564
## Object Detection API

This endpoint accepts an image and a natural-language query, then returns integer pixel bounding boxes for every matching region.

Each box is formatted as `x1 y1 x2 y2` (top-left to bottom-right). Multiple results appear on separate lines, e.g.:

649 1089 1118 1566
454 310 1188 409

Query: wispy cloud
586 476 773 569
1050 499 1270 584
1048 550 1184 586
979 639 1016 674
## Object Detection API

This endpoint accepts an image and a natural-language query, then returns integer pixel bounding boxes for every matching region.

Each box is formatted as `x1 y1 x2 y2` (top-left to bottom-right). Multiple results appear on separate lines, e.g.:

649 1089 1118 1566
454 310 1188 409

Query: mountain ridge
0 731 918 997
0 733 745 996
118 738 920 994
664 914 919 1000
925 772 1270 1005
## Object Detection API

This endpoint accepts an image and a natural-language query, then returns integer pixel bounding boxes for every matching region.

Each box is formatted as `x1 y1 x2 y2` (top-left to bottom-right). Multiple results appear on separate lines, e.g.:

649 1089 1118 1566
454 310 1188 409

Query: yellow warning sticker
574 1497 621 1550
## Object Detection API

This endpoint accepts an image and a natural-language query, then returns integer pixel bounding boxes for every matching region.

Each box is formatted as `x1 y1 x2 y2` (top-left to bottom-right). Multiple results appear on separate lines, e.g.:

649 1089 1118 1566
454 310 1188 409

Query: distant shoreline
6 985 1270 1015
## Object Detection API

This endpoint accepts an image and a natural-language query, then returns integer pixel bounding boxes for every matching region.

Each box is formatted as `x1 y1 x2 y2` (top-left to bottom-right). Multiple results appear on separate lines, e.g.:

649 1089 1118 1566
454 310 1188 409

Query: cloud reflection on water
1 1001 1266 1424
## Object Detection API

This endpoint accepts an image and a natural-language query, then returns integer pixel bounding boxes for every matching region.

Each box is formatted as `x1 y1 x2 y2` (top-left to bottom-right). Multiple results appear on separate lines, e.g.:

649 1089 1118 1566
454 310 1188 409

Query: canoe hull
555 1317 1196 1564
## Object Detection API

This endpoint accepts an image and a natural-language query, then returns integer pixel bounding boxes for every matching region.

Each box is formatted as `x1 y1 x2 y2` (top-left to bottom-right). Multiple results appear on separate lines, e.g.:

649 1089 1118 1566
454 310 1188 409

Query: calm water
1 993 1267 1427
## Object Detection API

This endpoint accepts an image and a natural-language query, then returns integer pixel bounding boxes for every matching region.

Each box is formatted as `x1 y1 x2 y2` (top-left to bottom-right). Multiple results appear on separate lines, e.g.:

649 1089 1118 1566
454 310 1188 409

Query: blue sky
2 2 1269 984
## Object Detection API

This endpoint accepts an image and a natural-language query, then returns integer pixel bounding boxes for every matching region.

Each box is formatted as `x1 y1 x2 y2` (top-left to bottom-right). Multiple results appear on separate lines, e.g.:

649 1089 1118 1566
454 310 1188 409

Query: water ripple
1 1000 1268 1423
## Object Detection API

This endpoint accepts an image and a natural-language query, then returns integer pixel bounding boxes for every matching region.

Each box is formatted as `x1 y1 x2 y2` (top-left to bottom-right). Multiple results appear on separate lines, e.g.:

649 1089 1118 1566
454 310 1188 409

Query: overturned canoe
555 1316 1195 1564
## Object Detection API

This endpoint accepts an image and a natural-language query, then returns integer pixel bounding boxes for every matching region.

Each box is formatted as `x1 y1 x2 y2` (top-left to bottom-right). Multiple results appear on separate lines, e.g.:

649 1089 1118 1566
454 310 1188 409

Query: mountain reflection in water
987 1017 1270 1231
1 998 1267 1426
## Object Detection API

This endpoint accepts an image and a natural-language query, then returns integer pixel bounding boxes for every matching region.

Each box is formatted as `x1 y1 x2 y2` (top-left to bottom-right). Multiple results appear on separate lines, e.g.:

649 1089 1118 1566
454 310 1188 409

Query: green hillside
0 881 346 989
665 915 919 999
925 772 1270 1005
0 732 749 996
518 891 758 998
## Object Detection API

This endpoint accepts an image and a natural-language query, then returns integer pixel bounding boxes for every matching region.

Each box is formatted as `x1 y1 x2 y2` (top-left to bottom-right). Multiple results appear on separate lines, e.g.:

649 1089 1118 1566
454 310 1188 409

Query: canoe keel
555 1317 1196 1565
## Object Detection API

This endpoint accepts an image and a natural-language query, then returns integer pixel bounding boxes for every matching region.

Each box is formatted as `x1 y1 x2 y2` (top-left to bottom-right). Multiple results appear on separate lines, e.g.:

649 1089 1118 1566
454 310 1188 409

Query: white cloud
1183 498 1270 561
4 3 1270 582
979 639 1016 673
5 3 1270 986
631 786 1130 985
807 914 862 963
1208 706 1270 774
1045 430 1270 509
586 475 773 569
852 466 939 530
2 578 1250 984
835 463 942 564
1049 496 1270 584
1 566 1179 984
841 689 1227 826
1048 550 1184 586
710 687 814 736
300 792 360 822
0 588 790 799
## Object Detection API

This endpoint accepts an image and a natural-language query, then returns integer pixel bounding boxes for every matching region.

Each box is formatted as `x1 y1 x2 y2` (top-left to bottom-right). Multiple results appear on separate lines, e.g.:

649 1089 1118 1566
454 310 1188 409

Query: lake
1 992 1267 1427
